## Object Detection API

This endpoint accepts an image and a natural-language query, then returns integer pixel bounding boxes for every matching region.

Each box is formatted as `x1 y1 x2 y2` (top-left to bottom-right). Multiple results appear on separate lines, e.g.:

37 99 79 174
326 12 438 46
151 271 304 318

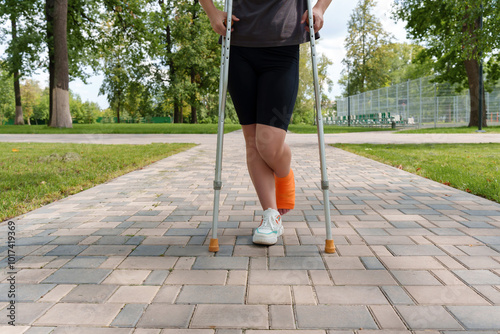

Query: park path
1 131 500 333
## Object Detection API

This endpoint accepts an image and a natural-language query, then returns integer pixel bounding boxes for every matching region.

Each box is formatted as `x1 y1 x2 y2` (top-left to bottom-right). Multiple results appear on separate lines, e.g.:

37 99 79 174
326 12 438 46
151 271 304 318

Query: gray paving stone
190 304 268 329
62 256 108 268
177 285 245 304
45 245 88 256
165 246 213 256
192 257 249 270
316 286 389 304
269 257 325 270
111 303 147 327
447 306 500 330
295 305 378 329
330 270 397 286
130 245 168 256
0 283 55 302
24 327 56 334
43 269 112 284
405 286 489 305
61 284 118 303
0 302 53 325
49 236 87 245
164 228 210 236
381 286 415 305
17 236 57 246
284 245 321 257
396 306 463 330
387 245 446 256
143 270 170 285
360 257 386 270
96 236 131 245
475 236 500 245
453 270 500 285
137 304 195 328
391 270 442 286
124 235 146 245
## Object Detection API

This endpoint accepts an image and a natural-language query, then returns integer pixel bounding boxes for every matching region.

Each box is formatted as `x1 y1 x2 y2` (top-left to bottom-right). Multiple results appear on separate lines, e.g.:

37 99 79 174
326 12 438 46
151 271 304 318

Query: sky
30 0 410 109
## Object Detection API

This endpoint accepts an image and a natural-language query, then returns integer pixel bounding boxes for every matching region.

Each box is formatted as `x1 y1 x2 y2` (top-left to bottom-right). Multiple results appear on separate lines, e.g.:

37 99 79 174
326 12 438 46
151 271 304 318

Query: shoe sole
253 226 284 245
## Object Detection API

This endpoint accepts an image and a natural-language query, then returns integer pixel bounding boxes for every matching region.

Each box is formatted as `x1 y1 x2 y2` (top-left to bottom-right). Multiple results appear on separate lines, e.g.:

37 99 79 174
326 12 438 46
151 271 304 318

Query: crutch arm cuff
214 181 222 190
321 181 329 190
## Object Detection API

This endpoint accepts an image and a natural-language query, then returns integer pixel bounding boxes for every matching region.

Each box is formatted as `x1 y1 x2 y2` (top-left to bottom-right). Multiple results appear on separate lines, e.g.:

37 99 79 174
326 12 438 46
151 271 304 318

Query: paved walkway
1 131 500 333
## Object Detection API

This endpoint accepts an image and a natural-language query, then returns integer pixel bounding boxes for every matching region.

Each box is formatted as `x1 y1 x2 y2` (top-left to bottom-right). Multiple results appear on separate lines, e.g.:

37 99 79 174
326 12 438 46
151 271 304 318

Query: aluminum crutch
306 0 335 253
209 0 233 252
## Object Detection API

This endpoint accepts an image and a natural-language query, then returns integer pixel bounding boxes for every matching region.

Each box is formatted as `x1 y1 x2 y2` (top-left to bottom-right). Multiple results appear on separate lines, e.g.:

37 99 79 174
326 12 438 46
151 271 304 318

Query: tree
46 0 72 128
0 0 44 125
393 0 500 127
0 68 15 124
342 0 392 95
20 79 42 125
293 44 333 124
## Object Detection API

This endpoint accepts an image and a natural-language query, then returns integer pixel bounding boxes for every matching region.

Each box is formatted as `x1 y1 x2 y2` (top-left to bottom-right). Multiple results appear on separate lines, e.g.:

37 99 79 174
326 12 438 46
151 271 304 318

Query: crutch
209 0 233 252
306 0 335 253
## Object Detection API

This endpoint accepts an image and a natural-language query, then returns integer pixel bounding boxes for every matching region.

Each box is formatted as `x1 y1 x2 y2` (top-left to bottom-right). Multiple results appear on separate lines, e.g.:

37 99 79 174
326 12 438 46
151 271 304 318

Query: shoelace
259 212 278 231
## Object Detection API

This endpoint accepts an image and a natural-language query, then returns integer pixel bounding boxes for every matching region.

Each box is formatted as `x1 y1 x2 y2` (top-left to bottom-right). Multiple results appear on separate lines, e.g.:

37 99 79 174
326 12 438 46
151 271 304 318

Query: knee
256 140 280 163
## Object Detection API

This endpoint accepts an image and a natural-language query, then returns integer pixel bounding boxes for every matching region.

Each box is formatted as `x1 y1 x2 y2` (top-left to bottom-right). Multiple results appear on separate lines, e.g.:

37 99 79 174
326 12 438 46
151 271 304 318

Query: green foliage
342 0 392 94
393 0 500 89
0 68 15 123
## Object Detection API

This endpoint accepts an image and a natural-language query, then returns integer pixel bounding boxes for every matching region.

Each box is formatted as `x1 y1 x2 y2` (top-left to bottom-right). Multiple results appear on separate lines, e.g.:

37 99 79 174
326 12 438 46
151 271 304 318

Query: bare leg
242 124 292 215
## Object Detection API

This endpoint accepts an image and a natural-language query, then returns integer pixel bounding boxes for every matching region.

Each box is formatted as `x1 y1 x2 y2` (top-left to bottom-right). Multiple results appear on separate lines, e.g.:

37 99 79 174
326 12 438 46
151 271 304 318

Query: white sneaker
253 208 284 245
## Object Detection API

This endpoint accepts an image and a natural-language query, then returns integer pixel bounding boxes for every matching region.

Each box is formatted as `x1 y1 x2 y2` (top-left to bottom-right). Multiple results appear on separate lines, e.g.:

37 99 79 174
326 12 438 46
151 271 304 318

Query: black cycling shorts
228 45 300 131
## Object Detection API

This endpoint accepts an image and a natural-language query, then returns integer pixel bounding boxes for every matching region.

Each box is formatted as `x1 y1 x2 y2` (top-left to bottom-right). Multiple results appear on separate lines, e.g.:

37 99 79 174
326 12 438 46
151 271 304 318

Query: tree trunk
116 89 121 123
46 0 55 125
48 0 72 128
464 59 487 127
11 16 24 125
190 69 197 124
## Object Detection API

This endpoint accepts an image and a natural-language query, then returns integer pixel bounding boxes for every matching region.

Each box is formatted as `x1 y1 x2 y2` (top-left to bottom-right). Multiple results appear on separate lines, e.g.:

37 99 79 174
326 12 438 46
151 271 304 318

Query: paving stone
45 245 88 256
0 283 55 302
191 305 268 329
453 270 500 285
0 302 53 325
35 303 123 326
269 257 325 270
43 269 112 284
387 245 446 256
111 303 147 327
330 270 397 286
164 270 227 285
143 270 170 285
61 284 117 303
79 245 134 256
360 257 386 270
192 257 249 270
177 285 245 304
381 286 415 305
379 257 444 270
118 257 177 270
165 246 213 256
270 305 295 329
108 286 160 303
102 269 150 285
405 286 489 305
315 286 389 304
395 306 463 330
369 305 407 330
455 256 500 269
323 257 365 270
247 285 292 304
138 304 195 328
295 305 377 329
391 270 442 286
447 306 500 330
62 256 108 268
284 245 321 257
130 245 168 256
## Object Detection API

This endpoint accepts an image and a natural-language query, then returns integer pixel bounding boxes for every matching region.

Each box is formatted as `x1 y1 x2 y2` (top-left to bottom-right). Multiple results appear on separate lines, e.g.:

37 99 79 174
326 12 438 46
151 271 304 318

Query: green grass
1 142 196 221
0 123 242 134
288 124 393 134
334 143 500 203
397 125 500 134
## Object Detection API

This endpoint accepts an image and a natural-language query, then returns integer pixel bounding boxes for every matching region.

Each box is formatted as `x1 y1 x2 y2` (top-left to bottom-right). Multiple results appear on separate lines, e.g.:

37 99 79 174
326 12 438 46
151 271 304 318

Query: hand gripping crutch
306 0 335 253
209 0 233 252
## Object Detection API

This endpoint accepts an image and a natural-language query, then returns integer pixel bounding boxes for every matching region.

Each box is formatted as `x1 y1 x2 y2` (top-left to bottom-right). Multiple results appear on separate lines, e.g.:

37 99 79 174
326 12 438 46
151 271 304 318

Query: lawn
397 125 500 134
334 143 500 203
288 124 393 133
1 142 195 221
0 123 242 134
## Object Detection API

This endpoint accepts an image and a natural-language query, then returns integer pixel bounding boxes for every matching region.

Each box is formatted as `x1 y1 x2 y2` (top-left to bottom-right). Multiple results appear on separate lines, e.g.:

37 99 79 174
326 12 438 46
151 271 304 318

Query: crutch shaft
210 0 233 252
306 0 335 253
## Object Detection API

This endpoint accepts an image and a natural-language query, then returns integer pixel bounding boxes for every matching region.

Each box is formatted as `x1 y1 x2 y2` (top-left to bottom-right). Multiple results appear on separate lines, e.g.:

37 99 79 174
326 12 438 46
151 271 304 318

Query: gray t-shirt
229 0 319 47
